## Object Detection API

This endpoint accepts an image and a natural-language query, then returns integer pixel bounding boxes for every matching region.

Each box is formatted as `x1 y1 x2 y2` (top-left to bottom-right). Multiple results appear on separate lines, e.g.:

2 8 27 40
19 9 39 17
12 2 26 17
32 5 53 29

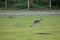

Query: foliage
0 0 60 9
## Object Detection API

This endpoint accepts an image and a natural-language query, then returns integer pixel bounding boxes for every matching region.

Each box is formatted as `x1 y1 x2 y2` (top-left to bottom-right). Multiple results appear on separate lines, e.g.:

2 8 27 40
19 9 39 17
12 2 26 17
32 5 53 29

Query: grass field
0 14 60 40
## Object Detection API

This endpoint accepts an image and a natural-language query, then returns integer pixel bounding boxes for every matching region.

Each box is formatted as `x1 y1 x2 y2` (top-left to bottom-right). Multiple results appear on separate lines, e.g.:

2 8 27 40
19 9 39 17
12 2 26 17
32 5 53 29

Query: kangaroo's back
31 18 43 27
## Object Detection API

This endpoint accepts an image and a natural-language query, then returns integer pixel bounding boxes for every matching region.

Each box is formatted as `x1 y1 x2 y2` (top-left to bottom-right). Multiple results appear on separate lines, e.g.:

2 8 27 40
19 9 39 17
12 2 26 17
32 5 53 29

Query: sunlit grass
0 14 60 40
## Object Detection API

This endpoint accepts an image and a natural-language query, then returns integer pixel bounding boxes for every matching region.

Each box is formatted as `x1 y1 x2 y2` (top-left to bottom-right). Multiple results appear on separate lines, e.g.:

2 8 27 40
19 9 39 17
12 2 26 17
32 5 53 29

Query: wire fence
0 0 60 10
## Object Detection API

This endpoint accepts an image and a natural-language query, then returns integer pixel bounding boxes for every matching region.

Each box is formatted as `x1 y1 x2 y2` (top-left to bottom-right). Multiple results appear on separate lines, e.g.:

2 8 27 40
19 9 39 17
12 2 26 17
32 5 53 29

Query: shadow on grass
36 32 52 35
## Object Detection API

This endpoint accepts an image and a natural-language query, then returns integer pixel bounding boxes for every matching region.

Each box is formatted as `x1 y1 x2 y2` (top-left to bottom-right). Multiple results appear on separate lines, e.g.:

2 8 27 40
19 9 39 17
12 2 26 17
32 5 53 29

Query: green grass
0 9 60 12
0 14 60 40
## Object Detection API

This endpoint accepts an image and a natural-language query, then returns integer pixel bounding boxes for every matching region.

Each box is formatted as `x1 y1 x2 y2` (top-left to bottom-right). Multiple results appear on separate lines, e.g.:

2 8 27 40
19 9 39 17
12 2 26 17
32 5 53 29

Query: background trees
0 0 60 9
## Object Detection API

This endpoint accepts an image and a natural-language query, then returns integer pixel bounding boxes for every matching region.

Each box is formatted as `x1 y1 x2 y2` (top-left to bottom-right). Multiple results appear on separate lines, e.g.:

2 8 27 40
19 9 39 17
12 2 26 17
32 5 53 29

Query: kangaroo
31 18 43 27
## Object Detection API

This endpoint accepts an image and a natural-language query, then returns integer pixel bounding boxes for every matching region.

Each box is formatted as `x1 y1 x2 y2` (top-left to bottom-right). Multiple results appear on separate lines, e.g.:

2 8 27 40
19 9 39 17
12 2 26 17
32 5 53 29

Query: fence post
5 0 7 9
27 0 29 11
49 0 51 10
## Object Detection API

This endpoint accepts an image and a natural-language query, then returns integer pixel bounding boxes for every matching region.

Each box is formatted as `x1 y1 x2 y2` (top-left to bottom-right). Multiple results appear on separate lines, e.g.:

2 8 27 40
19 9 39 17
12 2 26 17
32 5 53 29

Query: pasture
0 14 60 40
